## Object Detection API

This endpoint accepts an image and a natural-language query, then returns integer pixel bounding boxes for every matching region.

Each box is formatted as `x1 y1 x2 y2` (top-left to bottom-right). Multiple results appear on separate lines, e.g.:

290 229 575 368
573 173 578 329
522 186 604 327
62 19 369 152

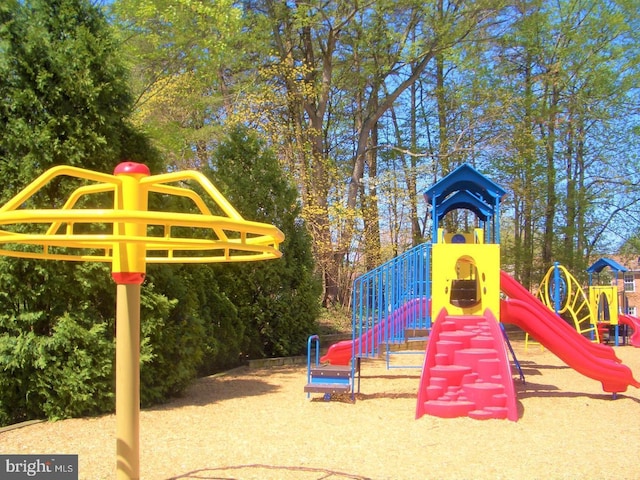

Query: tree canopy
112 0 640 293
0 0 320 425
1 0 639 425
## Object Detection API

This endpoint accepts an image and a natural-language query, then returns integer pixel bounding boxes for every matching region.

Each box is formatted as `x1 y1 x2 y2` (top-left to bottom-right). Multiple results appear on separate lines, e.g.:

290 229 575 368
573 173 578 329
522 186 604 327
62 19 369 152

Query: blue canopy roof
586 257 628 274
424 163 507 208
423 163 507 243
436 190 493 222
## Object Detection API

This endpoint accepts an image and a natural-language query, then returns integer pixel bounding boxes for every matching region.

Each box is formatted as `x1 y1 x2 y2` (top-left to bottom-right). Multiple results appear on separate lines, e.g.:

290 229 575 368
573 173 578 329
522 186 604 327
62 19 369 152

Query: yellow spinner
0 162 284 271
0 162 284 480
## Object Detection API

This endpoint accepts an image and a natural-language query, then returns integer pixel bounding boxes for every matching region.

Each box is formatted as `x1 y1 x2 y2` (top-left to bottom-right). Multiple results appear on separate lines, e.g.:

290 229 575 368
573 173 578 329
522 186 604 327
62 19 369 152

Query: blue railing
306 335 320 399
351 243 432 360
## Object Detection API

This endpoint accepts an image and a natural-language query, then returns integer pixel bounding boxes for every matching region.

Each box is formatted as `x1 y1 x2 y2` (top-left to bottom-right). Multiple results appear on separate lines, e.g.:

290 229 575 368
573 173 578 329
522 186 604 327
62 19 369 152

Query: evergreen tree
0 0 158 192
205 126 322 359
0 0 196 424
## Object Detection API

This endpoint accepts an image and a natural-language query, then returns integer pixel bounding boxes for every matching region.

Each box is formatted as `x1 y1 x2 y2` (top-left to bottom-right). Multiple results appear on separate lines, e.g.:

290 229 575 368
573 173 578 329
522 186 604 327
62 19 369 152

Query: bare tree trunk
520 59 536 289
541 82 559 268
362 120 381 270
409 74 421 246
266 0 344 306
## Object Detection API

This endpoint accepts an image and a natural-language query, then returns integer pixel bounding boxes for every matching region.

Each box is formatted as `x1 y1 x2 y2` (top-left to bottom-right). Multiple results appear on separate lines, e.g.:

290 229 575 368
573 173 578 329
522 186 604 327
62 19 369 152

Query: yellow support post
111 163 148 480
115 282 141 479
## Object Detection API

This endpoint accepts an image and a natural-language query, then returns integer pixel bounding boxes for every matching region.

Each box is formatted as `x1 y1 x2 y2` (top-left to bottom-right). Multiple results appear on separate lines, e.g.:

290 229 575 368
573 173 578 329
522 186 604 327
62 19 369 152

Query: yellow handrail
0 164 284 265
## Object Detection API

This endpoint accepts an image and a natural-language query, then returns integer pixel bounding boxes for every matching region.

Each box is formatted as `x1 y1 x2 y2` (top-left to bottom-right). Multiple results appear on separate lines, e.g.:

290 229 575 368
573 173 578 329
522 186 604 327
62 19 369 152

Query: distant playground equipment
587 257 640 347
306 163 640 420
0 163 284 480
536 262 601 343
533 260 640 348
617 313 640 346
305 335 359 401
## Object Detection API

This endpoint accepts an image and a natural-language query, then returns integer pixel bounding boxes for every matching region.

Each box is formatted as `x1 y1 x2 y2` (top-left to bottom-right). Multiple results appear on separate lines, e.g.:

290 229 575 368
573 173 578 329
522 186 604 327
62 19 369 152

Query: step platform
304 365 352 396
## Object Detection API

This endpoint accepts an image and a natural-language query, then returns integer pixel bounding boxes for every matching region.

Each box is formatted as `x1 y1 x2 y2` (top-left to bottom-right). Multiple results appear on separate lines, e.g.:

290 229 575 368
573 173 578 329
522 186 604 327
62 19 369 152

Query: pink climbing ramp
415 309 518 421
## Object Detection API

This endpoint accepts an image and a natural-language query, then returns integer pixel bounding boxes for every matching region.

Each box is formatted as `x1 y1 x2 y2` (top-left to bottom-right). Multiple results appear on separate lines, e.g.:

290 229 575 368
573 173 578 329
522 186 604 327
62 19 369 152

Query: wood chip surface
1 338 639 479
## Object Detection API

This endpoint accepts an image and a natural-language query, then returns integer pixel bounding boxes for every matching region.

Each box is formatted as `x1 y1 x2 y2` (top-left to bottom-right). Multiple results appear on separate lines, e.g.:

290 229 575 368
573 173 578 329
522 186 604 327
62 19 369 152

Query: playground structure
533 260 640 348
537 262 601 342
587 258 640 347
0 163 284 480
308 163 639 420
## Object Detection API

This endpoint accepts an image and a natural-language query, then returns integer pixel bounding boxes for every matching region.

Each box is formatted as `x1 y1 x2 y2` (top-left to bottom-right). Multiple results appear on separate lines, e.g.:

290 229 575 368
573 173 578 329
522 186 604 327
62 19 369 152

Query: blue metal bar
306 335 320 399
431 194 438 241
500 323 525 384
351 243 432 369
494 196 500 244
553 262 561 314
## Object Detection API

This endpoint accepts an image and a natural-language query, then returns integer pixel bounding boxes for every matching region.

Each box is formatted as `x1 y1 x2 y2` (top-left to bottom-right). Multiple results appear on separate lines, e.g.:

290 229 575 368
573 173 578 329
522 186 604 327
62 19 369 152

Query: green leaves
204 126 321 360
0 0 163 426
0 313 115 423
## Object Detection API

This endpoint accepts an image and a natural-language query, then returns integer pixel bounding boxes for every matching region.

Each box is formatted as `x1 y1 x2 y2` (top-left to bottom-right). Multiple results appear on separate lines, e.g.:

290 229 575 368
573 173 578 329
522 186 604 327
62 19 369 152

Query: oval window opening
450 256 480 308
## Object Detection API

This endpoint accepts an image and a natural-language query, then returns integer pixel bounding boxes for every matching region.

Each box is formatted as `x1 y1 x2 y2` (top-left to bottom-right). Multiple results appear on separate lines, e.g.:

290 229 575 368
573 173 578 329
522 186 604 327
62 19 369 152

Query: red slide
320 298 428 365
619 314 640 347
500 271 639 393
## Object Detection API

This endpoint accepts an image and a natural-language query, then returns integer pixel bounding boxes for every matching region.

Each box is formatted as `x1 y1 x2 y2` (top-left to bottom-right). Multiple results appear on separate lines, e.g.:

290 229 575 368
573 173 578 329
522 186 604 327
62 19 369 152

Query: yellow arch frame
537 264 599 342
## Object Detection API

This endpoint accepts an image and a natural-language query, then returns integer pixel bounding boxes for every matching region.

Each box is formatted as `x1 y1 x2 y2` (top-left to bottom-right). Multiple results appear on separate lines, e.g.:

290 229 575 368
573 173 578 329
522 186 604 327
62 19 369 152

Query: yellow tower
417 164 516 421
424 164 506 321
431 228 500 318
